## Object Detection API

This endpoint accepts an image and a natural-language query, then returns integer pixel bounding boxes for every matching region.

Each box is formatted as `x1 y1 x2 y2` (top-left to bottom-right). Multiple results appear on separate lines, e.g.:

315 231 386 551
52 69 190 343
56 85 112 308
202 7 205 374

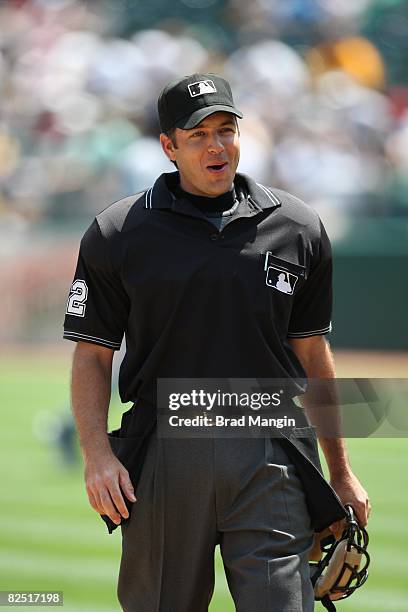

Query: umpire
64 73 370 611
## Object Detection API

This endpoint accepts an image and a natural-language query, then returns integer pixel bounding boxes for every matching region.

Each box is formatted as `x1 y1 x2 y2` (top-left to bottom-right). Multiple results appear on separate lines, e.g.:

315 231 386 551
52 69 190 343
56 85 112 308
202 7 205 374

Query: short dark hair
166 127 178 146
164 128 178 167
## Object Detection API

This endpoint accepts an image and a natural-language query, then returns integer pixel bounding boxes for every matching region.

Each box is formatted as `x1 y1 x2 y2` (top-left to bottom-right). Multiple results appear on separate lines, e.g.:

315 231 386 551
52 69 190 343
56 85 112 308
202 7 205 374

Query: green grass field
0 348 407 611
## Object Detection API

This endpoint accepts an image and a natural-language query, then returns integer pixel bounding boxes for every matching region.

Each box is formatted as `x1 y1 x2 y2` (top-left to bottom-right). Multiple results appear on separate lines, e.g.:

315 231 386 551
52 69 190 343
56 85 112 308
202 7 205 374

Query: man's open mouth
207 162 228 173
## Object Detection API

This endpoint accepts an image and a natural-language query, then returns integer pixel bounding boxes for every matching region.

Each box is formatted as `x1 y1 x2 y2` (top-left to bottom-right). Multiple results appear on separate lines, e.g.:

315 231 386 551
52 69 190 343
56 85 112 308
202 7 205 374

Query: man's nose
207 133 224 154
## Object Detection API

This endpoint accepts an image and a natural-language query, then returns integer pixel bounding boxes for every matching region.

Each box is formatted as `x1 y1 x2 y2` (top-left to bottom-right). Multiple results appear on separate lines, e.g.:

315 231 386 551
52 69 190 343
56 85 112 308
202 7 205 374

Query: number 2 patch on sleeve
66 279 88 317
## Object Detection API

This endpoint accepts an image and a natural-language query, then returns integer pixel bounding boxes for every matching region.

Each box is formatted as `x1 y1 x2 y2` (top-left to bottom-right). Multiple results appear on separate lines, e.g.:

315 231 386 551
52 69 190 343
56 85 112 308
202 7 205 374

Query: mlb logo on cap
157 73 243 132
188 80 217 97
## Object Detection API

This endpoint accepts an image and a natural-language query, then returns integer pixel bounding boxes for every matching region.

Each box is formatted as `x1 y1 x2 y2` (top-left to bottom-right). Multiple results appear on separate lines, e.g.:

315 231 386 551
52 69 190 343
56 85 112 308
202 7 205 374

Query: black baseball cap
158 73 243 133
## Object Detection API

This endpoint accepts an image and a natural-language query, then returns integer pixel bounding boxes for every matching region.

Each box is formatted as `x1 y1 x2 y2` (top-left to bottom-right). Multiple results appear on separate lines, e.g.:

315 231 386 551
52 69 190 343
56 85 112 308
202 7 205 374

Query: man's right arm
71 341 136 525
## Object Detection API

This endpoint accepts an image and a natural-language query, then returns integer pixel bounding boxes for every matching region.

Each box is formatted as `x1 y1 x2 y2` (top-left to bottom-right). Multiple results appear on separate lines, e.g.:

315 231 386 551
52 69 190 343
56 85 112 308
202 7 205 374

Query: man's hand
329 469 371 540
84 452 137 525
70 342 137 525
288 336 371 540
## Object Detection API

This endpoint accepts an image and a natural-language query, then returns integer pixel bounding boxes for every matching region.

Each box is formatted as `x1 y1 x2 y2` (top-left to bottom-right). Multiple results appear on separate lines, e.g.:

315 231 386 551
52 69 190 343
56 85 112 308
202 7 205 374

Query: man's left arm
289 335 371 536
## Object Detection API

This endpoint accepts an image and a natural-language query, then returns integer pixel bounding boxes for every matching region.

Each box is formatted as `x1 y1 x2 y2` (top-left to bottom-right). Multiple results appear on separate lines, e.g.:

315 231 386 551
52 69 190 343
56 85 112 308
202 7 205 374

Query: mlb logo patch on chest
266 267 298 295
263 252 300 295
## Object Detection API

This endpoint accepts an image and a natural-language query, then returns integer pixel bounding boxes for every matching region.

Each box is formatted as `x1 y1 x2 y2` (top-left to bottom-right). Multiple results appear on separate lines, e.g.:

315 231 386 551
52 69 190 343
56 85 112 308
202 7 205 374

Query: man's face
160 111 240 197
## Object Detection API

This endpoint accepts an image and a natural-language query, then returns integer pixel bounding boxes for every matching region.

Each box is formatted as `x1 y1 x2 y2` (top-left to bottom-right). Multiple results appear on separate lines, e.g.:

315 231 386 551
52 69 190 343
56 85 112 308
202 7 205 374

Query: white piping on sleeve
287 323 332 338
63 330 122 349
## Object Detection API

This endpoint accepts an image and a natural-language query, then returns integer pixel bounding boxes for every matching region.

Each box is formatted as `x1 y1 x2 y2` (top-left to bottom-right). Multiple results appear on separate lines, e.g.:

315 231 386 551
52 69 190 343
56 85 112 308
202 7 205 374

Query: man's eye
220 127 234 133
192 131 205 137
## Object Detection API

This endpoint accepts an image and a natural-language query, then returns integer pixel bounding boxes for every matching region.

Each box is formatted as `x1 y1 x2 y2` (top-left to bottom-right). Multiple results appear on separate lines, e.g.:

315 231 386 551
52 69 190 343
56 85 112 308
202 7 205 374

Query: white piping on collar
149 184 153 209
144 187 154 209
144 188 150 209
256 183 281 207
145 180 280 211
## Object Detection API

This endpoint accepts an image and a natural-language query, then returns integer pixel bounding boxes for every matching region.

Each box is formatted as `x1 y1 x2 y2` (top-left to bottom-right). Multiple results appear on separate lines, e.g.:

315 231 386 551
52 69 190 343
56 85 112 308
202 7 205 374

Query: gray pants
117 435 315 611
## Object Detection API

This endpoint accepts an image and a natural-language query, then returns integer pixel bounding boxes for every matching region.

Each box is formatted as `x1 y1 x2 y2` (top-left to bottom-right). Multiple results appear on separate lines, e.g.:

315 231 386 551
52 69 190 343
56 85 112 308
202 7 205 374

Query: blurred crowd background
0 0 407 348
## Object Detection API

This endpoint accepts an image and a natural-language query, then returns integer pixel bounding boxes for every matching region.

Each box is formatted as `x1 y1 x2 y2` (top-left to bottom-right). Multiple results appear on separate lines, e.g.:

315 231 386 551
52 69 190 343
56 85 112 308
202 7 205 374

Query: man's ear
160 133 176 162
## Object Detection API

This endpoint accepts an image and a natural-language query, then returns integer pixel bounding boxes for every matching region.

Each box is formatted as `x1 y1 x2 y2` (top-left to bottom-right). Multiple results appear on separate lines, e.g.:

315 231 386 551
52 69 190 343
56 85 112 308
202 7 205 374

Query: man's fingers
98 489 122 524
109 481 131 521
86 483 106 515
329 519 345 541
87 489 101 514
357 507 368 527
348 500 369 527
91 479 135 524
85 458 136 524
87 480 123 524
329 491 372 542
330 472 371 530
366 498 372 520
119 471 137 503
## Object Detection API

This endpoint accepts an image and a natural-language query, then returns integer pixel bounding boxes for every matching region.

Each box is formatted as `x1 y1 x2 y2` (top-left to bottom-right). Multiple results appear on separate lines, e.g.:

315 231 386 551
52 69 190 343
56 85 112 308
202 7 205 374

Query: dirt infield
333 350 408 377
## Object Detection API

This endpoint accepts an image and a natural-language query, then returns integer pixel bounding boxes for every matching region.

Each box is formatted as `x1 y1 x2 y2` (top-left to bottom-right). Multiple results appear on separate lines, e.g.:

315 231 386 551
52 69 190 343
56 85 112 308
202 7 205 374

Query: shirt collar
143 171 282 213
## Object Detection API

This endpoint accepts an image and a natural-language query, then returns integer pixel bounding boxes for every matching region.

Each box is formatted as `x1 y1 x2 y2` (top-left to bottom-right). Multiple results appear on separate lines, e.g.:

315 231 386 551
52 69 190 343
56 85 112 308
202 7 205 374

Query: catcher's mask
309 505 370 612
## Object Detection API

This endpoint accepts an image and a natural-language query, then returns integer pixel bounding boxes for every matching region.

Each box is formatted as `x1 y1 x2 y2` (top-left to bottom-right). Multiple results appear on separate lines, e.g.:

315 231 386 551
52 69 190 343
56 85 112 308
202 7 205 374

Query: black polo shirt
63 171 332 406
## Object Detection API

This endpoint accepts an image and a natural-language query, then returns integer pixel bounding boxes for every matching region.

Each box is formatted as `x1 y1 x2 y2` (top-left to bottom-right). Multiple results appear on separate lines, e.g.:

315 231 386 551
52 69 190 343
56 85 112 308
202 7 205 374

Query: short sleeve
287 219 332 338
63 220 129 350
